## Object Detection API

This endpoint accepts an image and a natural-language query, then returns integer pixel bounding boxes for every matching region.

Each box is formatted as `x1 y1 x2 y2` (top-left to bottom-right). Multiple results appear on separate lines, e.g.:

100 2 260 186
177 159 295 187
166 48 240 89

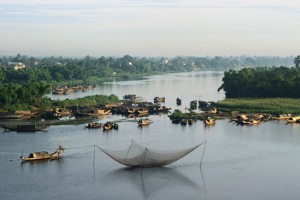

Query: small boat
181 119 187 126
272 114 292 120
138 118 152 126
286 116 300 124
188 119 193 125
136 108 149 115
190 100 197 109
85 122 101 129
4 125 47 132
127 108 136 114
103 122 118 131
208 107 218 114
198 100 208 107
176 98 182 105
20 146 64 162
55 108 72 117
204 118 216 126
154 97 165 103
94 108 111 115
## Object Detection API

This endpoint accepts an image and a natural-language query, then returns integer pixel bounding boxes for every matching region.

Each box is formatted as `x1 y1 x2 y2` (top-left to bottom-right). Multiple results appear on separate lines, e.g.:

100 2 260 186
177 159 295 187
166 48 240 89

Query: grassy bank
214 98 300 115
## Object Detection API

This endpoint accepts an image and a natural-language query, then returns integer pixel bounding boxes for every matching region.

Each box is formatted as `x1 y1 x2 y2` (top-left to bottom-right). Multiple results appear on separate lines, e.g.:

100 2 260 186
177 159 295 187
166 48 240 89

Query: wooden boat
55 108 72 117
272 114 292 120
286 116 300 124
103 122 113 130
198 100 208 107
21 146 64 162
154 97 165 103
4 125 47 132
204 118 216 125
188 119 193 125
127 108 136 114
94 108 111 115
208 107 218 114
85 122 101 129
137 108 149 115
190 100 197 109
103 122 118 131
176 98 182 105
181 119 187 126
138 118 152 126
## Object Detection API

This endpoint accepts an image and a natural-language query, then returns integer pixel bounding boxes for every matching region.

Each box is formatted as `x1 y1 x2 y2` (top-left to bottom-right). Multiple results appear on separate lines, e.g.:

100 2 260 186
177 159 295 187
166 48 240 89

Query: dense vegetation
0 55 294 85
215 98 300 115
218 67 300 98
0 82 51 111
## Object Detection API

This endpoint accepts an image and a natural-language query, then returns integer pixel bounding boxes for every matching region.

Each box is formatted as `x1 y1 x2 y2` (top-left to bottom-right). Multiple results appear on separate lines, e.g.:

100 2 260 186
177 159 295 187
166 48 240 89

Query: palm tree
294 55 300 68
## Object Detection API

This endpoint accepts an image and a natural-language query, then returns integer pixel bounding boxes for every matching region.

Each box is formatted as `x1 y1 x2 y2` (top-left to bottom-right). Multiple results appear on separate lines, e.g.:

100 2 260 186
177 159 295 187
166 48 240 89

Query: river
1 71 300 200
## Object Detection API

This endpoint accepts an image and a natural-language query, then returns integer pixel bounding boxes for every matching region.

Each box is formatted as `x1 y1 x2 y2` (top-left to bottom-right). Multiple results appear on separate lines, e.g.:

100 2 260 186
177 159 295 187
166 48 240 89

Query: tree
294 55 300 68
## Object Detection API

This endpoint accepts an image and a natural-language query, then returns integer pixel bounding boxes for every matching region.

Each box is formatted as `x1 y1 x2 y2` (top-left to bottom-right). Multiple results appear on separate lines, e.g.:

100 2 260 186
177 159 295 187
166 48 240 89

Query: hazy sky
0 0 299 57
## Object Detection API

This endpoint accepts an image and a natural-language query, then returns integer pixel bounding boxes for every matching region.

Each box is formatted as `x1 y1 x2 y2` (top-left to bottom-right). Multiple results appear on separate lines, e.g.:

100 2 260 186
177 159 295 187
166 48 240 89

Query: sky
0 0 300 57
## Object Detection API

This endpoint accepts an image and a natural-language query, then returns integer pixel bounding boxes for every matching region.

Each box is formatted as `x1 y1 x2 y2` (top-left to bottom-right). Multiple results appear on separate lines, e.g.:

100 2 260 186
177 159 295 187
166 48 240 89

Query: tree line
218 66 300 98
0 55 294 85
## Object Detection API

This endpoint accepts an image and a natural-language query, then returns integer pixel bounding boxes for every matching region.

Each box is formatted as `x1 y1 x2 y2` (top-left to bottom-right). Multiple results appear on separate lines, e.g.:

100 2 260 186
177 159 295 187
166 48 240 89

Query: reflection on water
103 166 206 200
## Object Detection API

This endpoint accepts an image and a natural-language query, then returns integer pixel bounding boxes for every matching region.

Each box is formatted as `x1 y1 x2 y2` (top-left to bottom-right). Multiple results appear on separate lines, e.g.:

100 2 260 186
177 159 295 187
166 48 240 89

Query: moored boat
176 97 182 105
154 97 165 103
4 125 47 132
85 122 101 129
204 118 216 126
138 118 152 126
20 146 64 162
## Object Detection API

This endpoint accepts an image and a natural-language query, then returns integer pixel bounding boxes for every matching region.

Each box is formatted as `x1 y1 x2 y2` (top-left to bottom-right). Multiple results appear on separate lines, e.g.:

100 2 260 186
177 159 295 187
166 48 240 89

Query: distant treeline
0 54 294 85
218 67 300 98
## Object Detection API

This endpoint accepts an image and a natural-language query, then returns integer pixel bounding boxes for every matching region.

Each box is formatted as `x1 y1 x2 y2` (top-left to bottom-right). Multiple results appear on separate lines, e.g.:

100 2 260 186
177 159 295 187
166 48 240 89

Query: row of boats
230 113 300 125
172 118 216 126
52 85 96 95
85 118 152 131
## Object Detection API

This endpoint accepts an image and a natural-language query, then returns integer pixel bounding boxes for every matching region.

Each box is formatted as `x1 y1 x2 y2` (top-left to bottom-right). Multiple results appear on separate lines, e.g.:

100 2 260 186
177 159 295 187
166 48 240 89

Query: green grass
215 98 300 114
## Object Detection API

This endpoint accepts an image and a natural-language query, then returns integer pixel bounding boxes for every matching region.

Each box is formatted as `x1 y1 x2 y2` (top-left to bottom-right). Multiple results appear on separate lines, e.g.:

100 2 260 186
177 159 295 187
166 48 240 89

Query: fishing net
100 140 202 167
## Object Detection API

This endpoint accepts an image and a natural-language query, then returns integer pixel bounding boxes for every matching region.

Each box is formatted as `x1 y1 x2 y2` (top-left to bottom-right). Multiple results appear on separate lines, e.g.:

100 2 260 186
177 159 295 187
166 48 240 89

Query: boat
181 119 187 126
154 97 165 103
204 118 216 125
20 146 64 162
55 108 72 117
4 125 47 132
103 122 119 131
94 108 111 115
85 122 101 129
286 116 300 124
188 119 193 125
272 114 292 120
136 108 149 115
138 118 152 126
127 108 136 114
208 107 218 114
176 97 182 105
190 100 197 109
198 100 208 107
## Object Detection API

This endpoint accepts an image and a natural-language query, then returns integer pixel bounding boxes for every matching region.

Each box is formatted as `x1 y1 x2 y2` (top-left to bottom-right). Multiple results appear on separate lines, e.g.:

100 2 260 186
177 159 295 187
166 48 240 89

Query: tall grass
215 98 300 114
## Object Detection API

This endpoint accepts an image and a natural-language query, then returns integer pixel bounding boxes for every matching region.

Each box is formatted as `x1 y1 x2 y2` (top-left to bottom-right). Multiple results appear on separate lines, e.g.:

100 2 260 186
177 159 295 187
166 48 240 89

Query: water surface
1 71 300 200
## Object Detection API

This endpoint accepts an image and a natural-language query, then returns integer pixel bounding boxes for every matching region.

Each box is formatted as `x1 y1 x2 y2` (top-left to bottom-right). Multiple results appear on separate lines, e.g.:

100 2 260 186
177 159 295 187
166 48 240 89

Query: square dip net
100 140 202 167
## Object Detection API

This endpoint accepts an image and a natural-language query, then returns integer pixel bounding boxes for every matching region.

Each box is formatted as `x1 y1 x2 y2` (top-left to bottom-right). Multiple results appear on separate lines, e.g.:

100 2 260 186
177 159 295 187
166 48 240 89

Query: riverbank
214 98 300 115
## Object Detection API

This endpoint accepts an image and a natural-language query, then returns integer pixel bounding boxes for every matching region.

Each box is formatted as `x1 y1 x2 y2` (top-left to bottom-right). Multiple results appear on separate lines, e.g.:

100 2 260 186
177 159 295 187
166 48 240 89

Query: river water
1 71 300 200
